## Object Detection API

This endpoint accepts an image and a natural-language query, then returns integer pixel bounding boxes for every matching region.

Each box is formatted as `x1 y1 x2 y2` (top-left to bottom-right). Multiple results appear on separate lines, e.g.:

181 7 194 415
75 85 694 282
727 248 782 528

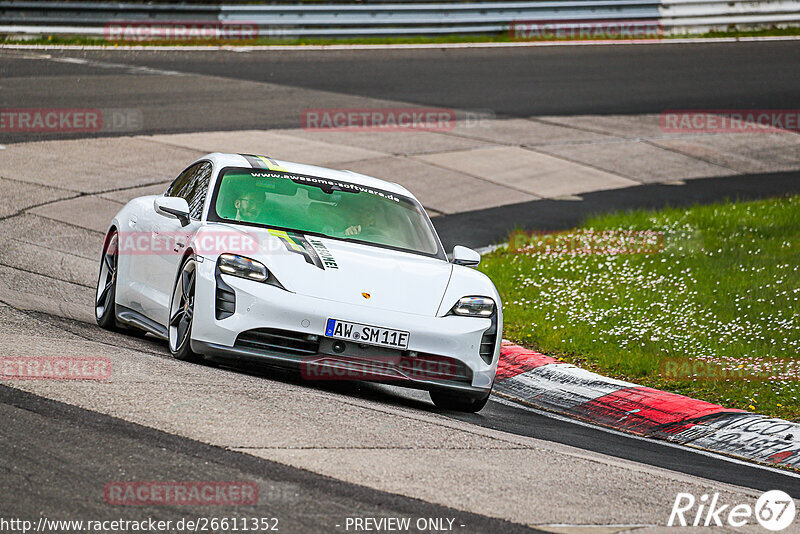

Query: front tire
430 390 490 413
168 256 201 362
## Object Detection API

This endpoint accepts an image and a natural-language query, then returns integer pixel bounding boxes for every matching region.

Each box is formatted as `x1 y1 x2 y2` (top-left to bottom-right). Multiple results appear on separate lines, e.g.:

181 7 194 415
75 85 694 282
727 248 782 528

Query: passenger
344 201 380 237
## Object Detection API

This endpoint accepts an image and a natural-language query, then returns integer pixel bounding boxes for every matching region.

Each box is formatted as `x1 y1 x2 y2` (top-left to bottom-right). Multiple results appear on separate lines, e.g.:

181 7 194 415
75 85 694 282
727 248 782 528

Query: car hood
208 225 453 316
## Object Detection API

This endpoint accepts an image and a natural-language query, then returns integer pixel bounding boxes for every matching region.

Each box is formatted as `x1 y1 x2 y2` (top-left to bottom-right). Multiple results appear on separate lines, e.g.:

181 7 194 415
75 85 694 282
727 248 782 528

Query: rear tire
168 256 201 362
430 390 490 413
95 229 150 338
95 230 120 330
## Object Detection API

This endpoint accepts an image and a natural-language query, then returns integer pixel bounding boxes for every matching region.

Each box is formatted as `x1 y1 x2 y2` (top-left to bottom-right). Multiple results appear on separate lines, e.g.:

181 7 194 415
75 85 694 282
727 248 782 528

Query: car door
126 162 201 324
150 161 213 326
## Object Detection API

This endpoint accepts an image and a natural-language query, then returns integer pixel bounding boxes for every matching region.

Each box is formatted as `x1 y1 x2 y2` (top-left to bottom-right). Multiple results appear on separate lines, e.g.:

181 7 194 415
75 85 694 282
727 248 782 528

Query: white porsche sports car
96 153 501 412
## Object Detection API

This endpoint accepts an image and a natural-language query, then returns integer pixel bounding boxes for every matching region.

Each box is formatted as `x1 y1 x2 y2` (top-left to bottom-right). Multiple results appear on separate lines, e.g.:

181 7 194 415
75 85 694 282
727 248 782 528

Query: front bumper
190 258 500 395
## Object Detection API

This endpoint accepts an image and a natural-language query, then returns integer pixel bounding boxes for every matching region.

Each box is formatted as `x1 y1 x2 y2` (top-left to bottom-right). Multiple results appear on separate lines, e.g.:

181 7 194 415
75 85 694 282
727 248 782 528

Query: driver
233 189 266 222
344 202 379 236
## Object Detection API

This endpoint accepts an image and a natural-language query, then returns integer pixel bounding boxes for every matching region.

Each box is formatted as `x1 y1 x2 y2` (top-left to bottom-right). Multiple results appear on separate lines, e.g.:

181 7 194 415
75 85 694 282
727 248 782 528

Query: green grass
480 196 800 420
5 26 800 47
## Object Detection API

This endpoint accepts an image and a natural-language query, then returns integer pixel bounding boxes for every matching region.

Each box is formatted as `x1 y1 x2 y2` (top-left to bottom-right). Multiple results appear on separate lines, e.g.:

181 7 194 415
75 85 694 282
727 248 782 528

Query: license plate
325 319 410 350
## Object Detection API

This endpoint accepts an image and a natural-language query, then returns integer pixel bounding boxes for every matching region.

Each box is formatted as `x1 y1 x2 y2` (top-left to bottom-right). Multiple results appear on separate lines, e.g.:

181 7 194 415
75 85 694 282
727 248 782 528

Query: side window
165 161 213 220
186 162 212 220
167 163 200 198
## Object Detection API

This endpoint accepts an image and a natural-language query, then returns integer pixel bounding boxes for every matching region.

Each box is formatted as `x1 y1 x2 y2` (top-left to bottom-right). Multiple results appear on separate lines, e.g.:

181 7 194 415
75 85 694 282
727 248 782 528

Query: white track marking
491 394 800 480
5 51 183 76
1 35 800 52
48 55 184 75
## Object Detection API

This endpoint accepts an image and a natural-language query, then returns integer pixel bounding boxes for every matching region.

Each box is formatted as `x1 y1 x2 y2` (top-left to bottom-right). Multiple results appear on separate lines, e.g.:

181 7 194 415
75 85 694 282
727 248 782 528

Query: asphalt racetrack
2 40 800 141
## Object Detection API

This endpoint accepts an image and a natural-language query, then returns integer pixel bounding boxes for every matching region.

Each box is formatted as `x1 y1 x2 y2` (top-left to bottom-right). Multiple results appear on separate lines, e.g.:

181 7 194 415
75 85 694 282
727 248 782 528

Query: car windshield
210 168 442 257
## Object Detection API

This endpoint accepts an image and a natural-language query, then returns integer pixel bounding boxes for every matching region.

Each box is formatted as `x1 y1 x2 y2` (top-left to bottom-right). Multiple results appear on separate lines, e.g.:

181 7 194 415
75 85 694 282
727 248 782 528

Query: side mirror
452 245 480 266
154 197 190 226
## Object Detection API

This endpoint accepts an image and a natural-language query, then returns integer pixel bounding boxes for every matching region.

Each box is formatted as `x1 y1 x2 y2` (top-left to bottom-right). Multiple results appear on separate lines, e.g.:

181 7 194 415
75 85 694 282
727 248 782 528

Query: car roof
200 152 415 199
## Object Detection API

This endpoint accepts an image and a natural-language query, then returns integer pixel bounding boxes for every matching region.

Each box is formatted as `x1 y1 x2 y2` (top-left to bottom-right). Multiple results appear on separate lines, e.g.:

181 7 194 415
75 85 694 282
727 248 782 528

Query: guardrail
1 0 798 39
220 1 659 37
660 0 800 33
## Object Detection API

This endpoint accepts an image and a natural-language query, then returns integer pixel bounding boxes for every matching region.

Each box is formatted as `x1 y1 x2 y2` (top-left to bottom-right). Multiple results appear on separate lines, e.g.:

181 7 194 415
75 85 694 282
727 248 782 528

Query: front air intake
479 312 498 365
215 268 235 320
236 328 321 356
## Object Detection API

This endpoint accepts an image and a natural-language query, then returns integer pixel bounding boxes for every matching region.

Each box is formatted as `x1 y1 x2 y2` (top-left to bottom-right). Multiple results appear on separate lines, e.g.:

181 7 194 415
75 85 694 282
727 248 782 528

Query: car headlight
218 254 268 282
451 296 495 317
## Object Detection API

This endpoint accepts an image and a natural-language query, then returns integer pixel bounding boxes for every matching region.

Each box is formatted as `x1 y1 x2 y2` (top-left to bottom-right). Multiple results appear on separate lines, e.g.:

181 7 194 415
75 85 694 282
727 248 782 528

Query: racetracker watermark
511 19 662 40
661 359 800 382
301 354 463 382
113 231 262 256
668 490 796 531
0 357 111 381
1 108 142 134
508 229 664 255
0 517 279 533
104 21 263 41
660 110 800 134
104 481 259 506
302 108 457 132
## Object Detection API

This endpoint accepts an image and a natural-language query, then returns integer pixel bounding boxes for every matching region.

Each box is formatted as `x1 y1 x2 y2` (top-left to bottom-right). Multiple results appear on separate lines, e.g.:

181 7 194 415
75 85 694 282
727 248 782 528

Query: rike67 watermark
669 490 796 531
